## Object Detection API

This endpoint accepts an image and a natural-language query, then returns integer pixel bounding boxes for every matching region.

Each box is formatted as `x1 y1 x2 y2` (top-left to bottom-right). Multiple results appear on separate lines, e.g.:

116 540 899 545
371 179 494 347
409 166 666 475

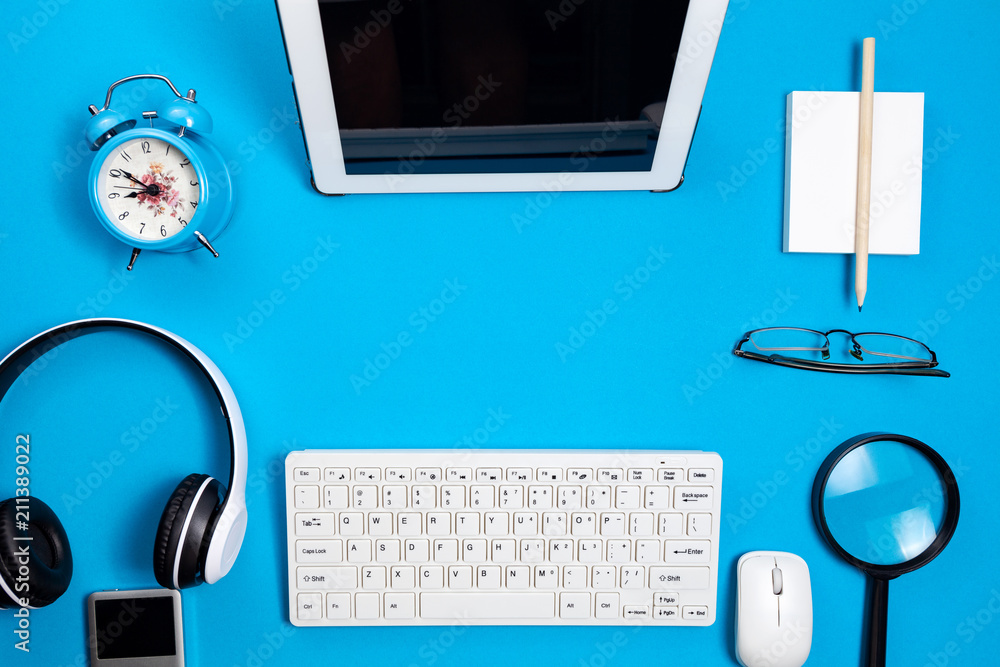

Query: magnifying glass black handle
866 576 890 667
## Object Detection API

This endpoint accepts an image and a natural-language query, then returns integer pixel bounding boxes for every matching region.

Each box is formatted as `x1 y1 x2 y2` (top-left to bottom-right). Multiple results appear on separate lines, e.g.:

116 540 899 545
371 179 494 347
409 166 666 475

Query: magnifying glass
813 432 960 667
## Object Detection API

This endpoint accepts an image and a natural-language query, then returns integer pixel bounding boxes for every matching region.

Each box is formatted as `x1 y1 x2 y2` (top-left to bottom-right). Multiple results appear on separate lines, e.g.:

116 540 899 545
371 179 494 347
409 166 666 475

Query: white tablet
275 0 730 194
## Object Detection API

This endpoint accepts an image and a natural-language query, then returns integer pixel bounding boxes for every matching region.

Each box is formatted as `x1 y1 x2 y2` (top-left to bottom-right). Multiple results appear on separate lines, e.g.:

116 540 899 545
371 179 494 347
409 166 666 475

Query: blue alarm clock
85 74 234 270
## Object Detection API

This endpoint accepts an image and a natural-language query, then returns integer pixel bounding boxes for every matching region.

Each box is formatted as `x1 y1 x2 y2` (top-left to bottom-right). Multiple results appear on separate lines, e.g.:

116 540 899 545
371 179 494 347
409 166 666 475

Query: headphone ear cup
153 474 223 590
0 497 72 608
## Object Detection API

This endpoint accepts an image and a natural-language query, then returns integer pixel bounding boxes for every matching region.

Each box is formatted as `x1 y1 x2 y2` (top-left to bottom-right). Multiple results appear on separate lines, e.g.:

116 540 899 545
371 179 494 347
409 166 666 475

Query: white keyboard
285 449 722 627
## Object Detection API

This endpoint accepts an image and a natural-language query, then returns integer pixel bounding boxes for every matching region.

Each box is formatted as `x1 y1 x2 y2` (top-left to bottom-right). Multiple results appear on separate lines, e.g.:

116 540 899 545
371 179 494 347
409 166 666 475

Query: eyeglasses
732 328 950 377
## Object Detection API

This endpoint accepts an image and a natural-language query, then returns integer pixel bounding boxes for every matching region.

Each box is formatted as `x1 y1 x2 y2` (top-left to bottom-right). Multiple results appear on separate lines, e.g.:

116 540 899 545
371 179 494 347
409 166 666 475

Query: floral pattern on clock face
98 136 200 240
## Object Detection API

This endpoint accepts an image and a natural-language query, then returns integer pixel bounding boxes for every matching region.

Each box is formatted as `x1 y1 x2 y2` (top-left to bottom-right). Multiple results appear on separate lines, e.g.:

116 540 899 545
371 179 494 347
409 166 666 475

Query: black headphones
0 319 248 609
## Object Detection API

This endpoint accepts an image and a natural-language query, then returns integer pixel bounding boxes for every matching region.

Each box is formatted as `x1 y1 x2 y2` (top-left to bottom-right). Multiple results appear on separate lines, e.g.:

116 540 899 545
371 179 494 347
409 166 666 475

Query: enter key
663 540 712 564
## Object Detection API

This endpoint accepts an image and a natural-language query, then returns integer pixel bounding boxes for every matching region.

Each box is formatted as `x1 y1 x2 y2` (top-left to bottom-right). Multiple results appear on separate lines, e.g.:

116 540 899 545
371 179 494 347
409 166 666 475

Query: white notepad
783 91 924 254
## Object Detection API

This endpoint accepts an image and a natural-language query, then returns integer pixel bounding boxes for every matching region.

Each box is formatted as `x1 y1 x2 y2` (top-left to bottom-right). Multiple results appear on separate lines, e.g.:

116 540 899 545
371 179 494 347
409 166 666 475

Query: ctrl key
298 593 323 620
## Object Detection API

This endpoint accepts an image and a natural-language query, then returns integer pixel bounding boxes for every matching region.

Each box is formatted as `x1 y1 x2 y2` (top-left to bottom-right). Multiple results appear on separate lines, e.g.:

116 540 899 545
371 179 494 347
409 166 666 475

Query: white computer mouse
736 551 813 667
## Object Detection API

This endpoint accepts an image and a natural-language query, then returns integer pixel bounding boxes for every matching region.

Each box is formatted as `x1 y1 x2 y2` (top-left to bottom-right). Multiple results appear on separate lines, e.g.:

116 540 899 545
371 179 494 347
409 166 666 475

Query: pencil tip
858 305 863 312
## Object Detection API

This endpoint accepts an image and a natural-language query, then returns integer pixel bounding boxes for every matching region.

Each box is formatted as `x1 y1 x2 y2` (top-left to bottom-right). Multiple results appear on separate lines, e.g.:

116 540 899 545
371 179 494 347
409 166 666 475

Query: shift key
649 567 710 590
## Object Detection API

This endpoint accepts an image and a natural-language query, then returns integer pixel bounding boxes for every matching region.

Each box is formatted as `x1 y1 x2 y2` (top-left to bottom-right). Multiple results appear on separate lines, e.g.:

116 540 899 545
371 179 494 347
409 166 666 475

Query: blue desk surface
2 1 999 665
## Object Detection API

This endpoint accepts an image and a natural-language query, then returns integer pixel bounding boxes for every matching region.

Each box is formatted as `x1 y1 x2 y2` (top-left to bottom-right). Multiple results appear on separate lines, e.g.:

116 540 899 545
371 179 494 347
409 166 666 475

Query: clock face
96 136 200 241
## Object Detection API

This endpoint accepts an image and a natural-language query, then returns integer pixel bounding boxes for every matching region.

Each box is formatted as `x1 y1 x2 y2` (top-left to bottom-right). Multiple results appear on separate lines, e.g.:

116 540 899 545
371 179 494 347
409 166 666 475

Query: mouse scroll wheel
771 567 783 595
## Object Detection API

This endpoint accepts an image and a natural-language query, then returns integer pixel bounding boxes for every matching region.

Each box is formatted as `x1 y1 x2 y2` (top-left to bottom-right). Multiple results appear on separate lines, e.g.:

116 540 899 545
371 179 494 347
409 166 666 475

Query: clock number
190 180 199 187
109 169 122 178
191 201 198 209
178 218 188 227
119 211 129 221
119 150 131 162
142 141 151 154
165 144 171 157
179 159 190 168
139 222 145 234
108 192 120 199
160 225 167 237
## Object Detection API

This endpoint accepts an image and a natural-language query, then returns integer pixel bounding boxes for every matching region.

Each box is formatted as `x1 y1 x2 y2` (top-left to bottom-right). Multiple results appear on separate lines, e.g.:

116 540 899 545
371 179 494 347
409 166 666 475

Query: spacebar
421 593 555 619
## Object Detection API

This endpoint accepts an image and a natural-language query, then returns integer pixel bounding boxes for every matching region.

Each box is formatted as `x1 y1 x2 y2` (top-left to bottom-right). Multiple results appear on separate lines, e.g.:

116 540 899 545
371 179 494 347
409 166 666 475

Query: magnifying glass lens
822 440 948 565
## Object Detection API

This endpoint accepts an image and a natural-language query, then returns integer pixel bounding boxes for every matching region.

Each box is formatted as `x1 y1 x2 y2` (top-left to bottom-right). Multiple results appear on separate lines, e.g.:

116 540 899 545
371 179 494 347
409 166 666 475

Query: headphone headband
0 318 247 583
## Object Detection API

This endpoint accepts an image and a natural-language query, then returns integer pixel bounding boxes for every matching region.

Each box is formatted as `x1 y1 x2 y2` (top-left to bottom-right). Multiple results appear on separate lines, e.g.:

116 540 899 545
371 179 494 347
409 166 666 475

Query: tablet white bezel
276 0 730 194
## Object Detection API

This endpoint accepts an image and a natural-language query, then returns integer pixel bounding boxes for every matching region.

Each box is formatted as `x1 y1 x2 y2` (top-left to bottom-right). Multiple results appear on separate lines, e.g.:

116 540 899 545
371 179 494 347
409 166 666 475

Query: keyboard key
426 513 450 535
513 512 537 535
657 468 683 483
498 486 523 508
683 605 709 620
654 606 679 620
663 540 711 564
361 566 385 588
587 486 612 509
296 539 343 564
368 512 393 536
448 566 473 588
536 468 562 482
621 566 645 589
627 468 654 482
386 467 411 481
298 593 322 620
477 566 502 589
624 605 650 619
595 593 619 619
528 486 553 509
433 540 458 562
687 513 712 537
294 513 335 536
353 485 378 509
415 467 441 482
412 486 436 509
688 468 715 483
567 468 592 482
420 565 444 588
355 468 380 482
644 486 670 509
293 467 320 482
506 566 530 589
674 486 714 510
463 539 487 562
405 539 429 562
390 566 415 589
441 486 465 509
563 565 587 589
491 539 516 563
446 467 472 482
484 512 508 535
398 513 422 536
295 486 319 509
355 592 379 619
324 486 349 509
506 467 532 481
615 486 641 509
469 485 494 509
477 467 502 482
298 566 357 590
649 567 710 590
347 540 372 562
324 467 350 482
382 485 407 509
420 593 555 619
326 593 351 619
658 513 683 536
597 469 623 483
375 539 401 562
456 513 479 535
557 485 583 509
560 592 590 618
339 513 363 536
592 566 616 589
385 593 415 619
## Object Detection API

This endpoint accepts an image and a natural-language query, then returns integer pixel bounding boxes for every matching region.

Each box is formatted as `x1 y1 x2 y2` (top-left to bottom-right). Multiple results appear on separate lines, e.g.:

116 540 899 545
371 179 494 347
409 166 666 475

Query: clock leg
127 247 141 271
194 231 219 258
